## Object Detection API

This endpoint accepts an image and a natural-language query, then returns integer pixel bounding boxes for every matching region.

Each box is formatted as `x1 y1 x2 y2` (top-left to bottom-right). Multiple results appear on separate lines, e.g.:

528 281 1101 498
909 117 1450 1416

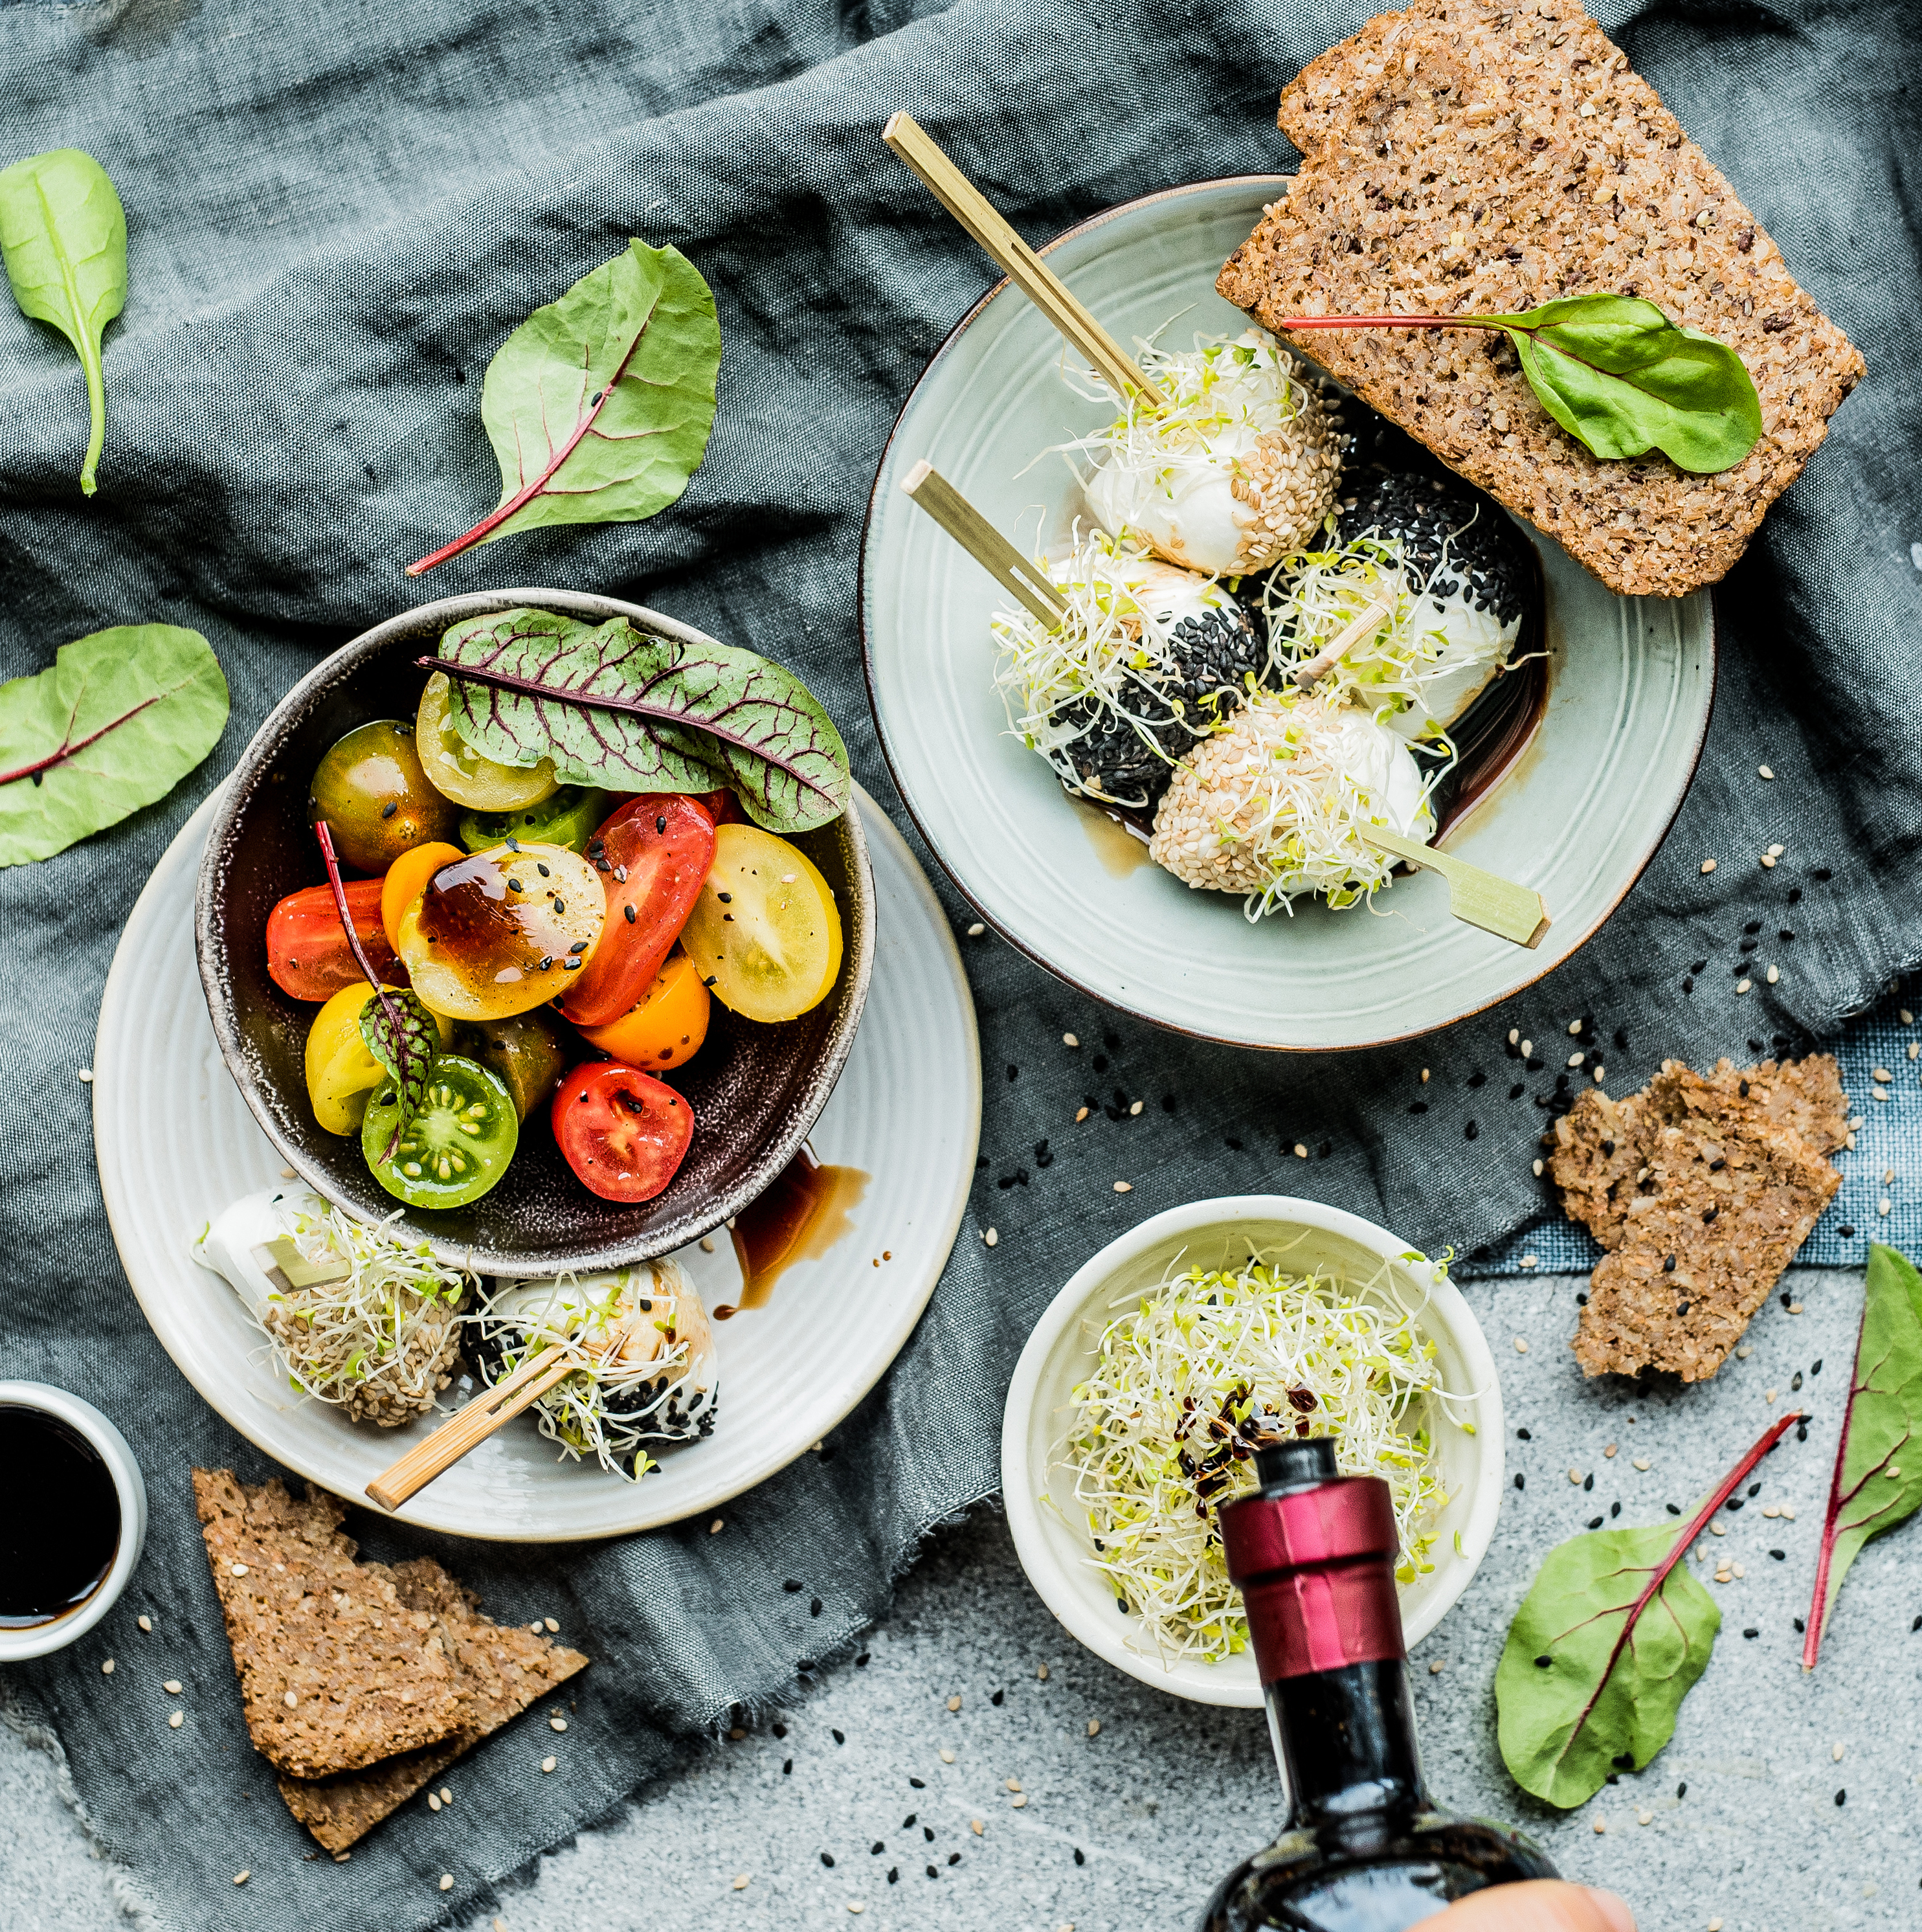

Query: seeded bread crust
276 1558 588 1852
192 1471 465 1780
1216 0 1863 598
1574 1100 1839 1380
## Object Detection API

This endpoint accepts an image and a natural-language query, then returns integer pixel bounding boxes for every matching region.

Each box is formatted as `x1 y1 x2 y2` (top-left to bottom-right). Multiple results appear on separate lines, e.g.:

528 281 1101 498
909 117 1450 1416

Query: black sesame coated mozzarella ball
1333 471 1532 628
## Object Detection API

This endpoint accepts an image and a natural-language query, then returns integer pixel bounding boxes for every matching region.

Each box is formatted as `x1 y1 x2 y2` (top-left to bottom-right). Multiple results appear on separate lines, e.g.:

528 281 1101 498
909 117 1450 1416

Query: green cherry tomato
457 785 617 857
308 719 462 875
451 1010 570 1121
361 1055 519 1208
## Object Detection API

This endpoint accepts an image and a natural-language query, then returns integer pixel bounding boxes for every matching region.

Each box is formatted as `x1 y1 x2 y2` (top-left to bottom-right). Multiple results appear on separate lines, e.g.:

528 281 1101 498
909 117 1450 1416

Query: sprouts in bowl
1001 1195 1503 1708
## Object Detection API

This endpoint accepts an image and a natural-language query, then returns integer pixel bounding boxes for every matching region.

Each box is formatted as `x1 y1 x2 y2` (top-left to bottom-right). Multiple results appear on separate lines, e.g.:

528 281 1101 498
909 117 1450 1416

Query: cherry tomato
557 795 715 1029
574 950 711 1071
415 671 558 812
307 720 460 875
380 840 465 953
396 843 605 1021
451 1010 570 1121
551 1062 693 1204
456 785 616 856
676 824 844 1024
693 789 744 826
267 879 404 1002
362 1057 518 1209
304 983 453 1135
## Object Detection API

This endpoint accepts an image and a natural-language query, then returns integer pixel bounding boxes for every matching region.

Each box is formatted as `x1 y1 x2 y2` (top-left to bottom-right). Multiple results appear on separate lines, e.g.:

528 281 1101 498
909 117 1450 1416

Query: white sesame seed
1789 1302 1804 1314
1036 1663 1049 1679
1520 1039 1532 1057
1520 1256 1537 1272
1758 765 1774 780
1700 859 1717 874
1421 1066 1431 1081
1873 1066 1894 1082
710 1519 724 1534
1765 1389 1778 1404
847 1904 866 1915
1567 1019 1582 1036
1736 1344 1754 1358
1767 843 1785 857
1006 1777 1023 1792
1736 979 1751 994
1429 1659 1446 1674
1074 1106 1090 1122
541 1756 557 1773
970 1817 983 1834
1833 1742 1845 1761
1633 1458 1651 1472
1593 1066 1606 1083
1532 1158 1544 1176
1880 1198 1892 1217
1760 855 1776 868
544 1617 559 1632
1293 1142 1308 1157
1514 1336 1530 1353
1904 1009 1916 1026
1568 1052 1585 1068
77 1068 94 1083
733 1875 750 1891
440 1875 454 1892
550 1716 567 1732
965 923 985 938
941 1749 957 1763
1113 1180 1132 1193
234 1870 250 1885
1592 1815 1606 1834
230 1562 248 1577
1011 1794 1029 1808
983 1227 999 1247
1569 1468 1584 1485
162 1679 182 1694
1129 1100 1143 1116
1605 1444 1618 1459
440 1786 453 1804
1088 1718 1101 1736
1910 1042 1919 1061
429 1793 442 1811
1508 1028 1519 1045
699 1237 715 1252
284 1691 298 1708
1766 965 1780 984
137 1615 151 1632
168 1711 183 1729
948 1696 963 1711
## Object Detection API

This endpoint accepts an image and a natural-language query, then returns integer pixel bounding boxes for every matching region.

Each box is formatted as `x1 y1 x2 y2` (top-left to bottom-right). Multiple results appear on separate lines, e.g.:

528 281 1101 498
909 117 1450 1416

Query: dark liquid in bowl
0 1406 120 1626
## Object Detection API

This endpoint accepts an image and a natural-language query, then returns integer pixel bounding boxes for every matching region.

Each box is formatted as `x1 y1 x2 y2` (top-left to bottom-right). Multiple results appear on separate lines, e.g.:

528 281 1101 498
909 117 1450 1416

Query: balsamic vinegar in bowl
0 1404 121 1628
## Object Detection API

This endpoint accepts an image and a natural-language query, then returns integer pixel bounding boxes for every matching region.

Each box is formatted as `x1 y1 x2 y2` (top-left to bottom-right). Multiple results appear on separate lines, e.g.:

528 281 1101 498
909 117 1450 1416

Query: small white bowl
0 1383 149 1662
1001 1196 1503 1707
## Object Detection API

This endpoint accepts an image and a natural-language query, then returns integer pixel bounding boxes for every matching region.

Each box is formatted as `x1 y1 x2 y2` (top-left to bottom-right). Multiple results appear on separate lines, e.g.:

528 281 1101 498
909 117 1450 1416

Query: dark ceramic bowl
195 588 874 1277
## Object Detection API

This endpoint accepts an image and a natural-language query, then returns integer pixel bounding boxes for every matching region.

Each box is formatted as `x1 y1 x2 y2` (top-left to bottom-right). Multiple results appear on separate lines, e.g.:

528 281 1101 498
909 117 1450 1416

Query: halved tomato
552 1061 694 1203
380 840 465 953
574 949 711 1071
267 879 403 1002
557 795 716 1029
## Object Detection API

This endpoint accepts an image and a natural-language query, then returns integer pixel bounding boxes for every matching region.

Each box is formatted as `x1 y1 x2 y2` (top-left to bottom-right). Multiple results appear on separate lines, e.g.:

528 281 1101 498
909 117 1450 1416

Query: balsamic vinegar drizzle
712 1147 869 1319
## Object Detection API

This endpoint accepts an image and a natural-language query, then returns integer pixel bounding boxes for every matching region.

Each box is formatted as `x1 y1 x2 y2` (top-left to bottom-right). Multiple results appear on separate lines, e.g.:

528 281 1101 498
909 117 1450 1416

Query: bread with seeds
1217 0 1862 598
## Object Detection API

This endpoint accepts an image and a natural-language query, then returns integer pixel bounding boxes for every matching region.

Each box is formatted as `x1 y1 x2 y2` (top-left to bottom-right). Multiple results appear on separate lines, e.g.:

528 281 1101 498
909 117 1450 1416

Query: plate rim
858 172 1719 1052
95 785 983 1540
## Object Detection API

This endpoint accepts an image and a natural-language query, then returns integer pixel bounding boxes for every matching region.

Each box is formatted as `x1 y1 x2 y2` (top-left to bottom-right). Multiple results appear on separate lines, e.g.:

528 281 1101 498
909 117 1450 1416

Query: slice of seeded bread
193 1471 466 1780
1544 1084 1655 1250
275 1558 588 1852
1218 0 1862 598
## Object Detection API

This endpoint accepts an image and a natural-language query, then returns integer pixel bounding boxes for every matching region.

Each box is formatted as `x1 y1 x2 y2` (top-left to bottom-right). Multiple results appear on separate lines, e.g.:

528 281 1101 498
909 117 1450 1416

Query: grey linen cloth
0 0 1916 1925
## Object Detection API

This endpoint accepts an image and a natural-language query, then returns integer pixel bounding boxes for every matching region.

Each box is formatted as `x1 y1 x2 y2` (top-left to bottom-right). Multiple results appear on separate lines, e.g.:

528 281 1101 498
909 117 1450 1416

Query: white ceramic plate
861 175 1715 1051
1001 1197 1503 1707
94 786 980 1541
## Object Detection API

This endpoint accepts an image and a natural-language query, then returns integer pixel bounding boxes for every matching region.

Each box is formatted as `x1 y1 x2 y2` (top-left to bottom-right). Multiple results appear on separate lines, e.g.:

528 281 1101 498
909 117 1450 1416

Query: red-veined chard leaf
427 607 851 835
0 623 227 868
1495 1410 1799 1808
1804 1243 1922 1667
0 149 127 496
407 240 720 575
314 822 437 1158
1278 293 1763 473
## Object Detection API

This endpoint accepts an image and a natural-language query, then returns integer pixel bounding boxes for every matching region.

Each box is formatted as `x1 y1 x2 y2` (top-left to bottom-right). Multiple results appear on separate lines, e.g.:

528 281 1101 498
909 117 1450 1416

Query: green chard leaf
357 988 441 1145
408 239 721 575
1804 1243 1922 1667
1495 1410 1798 1808
0 624 228 867
430 607 851 834
1483 297 1763 473
0 150 128 495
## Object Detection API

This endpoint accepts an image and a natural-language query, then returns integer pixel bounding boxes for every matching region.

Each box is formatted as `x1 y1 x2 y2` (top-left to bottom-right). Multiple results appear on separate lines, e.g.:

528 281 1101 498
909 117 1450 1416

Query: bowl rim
999 1193 1504 1707
0 1382 149 1661
193 586 875 1278
858 171 1719 1052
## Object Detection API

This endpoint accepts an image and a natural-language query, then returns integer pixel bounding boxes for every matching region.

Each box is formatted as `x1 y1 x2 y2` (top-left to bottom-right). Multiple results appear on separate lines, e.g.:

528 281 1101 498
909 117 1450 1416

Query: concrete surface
5 1266 1920 1932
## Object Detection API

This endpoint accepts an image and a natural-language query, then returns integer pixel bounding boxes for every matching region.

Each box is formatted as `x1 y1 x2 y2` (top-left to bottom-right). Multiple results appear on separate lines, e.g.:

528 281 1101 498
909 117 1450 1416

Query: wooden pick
899 459 1069 629
1359 827 1550 950
364 1343 576 1512
882 112 1167 410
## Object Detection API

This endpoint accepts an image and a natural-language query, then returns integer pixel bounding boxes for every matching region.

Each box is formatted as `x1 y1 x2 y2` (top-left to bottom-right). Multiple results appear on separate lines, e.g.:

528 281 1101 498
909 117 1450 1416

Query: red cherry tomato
693 789 744 826
557 795 717 1029
551 1061 695 1203
266 880 405 1002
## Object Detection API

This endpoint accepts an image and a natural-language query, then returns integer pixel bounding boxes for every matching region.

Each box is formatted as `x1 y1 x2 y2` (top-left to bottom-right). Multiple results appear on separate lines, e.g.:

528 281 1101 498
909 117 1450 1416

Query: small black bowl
194 588 873 1277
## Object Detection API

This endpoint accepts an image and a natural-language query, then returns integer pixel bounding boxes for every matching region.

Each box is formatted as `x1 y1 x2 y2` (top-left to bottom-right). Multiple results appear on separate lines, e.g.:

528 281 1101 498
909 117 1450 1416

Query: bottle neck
1266 1656 1429 1828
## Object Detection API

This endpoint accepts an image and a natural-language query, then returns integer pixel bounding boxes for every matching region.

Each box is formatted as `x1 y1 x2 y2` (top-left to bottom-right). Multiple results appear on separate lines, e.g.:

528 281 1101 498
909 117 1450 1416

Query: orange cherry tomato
574 950 711 1071
379 840 466 953
266 880 403 1002
552 1062 694 1203
557 795 715 1029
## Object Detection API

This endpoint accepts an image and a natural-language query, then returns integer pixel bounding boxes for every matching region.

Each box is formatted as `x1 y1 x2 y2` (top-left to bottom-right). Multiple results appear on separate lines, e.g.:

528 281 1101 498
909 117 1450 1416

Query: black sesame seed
783 1758 792 1774
871 1842 884 1855
1468 1071 1486 1088
1510 1083 1525 1099
1682 977 1694 994
1612 1753 1634 1770
1835 1790 1846 1806
821 1853 835 1867
624 904 636 923
772 1720 788 1736
1515 1473 1525 1490
903 1815 917 1828
1588 1516 1604 1529
1743 1627 1759 1639
1663 1254 1677 1272
991 1690 1004 1706
1409 1101 1429 1115
1771 1549 1786 1560
908 1777 924 1790
553 897 564 912
1464 1121 1479 1141
1583 1473 1594 1491
1812 1360 1823 1375
1074 1848 1086 1866
568 939 588 953
1577 1292 1590 1306
948 1853 961 1866
1610 1502 1620 1518
538 862 550 877
832 1727 844 1744
1117 1596 1128 1612
810 1597 822 1616
922 1827 934 1843
656 815 667 833
1676 1782 1687 1799
381 800 397 818
1516 1428 1532 1441
783 1579 803 1593
1839 1226 1855 1238
926 1865 939 1880
1666 1503 1681 1515
1794 1617 1805 1632
1813 867 1833 881
1534 1655 1552 1668
887 1869 899 1884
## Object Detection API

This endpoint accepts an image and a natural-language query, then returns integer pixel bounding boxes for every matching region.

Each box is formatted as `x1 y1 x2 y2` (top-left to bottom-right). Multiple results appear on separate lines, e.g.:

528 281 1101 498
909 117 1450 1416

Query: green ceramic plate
860 176 1715 1051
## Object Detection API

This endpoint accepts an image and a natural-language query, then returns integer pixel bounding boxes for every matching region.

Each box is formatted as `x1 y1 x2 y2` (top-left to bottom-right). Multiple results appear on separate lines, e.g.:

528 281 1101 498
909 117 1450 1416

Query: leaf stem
1804 1301 1870 1670
313 820 412 1162
1273 314 1506 331
1563 1409 1800 1753
0 688 162 785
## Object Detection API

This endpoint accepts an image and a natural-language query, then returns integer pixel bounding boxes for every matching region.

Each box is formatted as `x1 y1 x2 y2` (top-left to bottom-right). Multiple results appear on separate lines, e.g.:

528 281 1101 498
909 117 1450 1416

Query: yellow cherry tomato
575 950 712 1070
677 825 844 1024
303 983 453 1136
396 843 606 1021
380 840 465 954
415 671 559 811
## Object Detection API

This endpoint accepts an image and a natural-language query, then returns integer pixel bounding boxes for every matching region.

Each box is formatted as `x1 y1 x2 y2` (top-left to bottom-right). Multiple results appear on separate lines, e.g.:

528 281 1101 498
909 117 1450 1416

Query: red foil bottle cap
1219 1439 1406 1683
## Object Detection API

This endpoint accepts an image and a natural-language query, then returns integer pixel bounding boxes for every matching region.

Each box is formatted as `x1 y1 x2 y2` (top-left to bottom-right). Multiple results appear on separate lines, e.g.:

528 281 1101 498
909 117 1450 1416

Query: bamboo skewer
899 460 1067 627
1358 827 1551 950
365 1343 577 1512
882 112 1167 410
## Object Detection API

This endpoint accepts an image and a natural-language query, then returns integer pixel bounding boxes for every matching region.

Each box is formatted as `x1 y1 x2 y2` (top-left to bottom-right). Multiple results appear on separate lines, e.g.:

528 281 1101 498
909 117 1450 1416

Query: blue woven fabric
0 3 1917 1929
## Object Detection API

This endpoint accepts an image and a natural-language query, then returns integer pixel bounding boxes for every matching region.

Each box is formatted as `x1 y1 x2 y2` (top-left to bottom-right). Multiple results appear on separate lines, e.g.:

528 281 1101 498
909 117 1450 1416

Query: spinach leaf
430 607 851 834
0 624 227 867
1281 293 1763 473
314 822 437 1157
1496 1410 1798 1808
1804 1243 1922 1667
0 150 128 497
408 240 720 575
